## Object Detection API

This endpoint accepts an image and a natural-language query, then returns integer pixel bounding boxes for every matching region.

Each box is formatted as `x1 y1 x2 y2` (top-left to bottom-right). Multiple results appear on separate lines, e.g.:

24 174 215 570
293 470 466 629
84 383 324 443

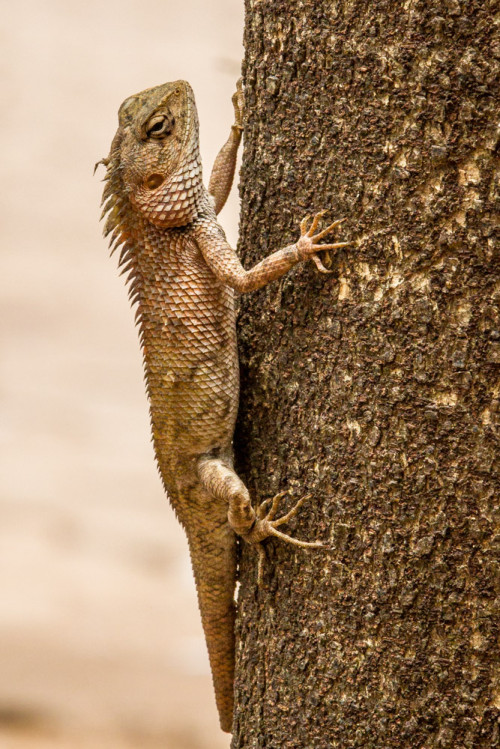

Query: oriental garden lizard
98 79 348 733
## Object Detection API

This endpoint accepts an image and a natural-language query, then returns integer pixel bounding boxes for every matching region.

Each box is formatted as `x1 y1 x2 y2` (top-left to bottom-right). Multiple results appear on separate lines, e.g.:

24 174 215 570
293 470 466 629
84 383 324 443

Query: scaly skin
99 79 349 733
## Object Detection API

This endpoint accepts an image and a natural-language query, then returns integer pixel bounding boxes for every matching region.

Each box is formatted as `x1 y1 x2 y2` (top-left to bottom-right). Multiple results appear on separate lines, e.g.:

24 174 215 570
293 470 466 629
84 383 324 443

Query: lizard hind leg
197 457 323 585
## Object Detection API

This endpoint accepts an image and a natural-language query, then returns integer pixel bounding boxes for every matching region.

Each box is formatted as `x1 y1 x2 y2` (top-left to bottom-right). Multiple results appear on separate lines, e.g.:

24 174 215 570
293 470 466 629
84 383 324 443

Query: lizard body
99 80 348 733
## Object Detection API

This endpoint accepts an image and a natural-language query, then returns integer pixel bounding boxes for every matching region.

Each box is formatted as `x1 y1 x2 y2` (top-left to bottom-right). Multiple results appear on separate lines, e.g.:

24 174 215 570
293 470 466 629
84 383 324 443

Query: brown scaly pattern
99 79 349 733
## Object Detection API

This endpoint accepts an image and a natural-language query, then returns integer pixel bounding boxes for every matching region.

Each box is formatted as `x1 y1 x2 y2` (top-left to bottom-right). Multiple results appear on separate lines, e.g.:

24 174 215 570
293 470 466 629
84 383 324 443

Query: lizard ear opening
145 173 166 190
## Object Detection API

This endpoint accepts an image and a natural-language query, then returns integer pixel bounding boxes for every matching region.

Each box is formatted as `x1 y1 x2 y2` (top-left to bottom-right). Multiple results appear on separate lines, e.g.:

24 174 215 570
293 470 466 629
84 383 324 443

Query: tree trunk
233 1 498 747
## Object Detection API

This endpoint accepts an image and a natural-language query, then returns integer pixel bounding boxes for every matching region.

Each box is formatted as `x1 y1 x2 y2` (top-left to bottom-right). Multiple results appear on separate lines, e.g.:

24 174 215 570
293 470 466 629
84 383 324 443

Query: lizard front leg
208 79 244 215
195 210 350 293
197 456 322 584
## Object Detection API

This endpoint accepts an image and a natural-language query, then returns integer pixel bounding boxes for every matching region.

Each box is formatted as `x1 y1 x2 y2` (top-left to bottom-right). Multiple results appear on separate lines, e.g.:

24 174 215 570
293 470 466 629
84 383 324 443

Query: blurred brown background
0 1 243 746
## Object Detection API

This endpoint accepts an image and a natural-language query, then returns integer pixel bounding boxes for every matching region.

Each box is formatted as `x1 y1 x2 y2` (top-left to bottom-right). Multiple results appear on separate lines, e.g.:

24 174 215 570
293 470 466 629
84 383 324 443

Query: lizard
98 79 349 733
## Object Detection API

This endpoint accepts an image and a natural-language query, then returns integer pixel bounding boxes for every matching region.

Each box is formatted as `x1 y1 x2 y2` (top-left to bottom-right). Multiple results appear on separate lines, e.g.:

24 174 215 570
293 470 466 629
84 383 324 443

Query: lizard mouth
145 173 165 190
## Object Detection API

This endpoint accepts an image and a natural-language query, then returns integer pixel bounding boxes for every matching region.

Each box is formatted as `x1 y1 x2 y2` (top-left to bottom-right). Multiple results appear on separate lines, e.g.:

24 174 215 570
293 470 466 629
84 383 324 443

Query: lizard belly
149 340 239 455
139 252 239 472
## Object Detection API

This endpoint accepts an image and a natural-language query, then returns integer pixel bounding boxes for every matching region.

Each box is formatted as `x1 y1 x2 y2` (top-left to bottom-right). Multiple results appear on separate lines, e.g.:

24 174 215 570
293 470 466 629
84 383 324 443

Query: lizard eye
145 113 175 139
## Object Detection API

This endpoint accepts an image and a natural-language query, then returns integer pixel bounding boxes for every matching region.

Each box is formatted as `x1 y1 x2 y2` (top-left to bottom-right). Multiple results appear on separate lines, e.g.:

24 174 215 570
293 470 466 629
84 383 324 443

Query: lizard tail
183 502 237 733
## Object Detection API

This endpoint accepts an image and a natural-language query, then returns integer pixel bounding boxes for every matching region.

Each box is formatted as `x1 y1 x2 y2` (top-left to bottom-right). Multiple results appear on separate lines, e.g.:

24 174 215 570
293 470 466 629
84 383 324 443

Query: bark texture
233 1 499 747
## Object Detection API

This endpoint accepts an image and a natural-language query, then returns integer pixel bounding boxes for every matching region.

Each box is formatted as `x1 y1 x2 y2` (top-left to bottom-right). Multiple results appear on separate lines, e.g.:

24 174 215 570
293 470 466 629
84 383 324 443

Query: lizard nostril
145 173 165 190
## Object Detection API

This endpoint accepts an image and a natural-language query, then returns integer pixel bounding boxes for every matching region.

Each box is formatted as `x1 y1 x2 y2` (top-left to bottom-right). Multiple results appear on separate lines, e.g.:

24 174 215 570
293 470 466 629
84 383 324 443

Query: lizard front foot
243 491 323 585
297 211 350 273
231 78 244 133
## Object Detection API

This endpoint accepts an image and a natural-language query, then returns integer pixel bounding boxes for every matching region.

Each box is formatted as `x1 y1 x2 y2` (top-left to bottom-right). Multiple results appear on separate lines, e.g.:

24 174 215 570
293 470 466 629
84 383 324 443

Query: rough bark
233 1 499 747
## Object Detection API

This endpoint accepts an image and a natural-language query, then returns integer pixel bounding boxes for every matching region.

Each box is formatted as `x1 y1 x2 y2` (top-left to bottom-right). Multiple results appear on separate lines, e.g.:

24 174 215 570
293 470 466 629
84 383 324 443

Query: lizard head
102 80 204 232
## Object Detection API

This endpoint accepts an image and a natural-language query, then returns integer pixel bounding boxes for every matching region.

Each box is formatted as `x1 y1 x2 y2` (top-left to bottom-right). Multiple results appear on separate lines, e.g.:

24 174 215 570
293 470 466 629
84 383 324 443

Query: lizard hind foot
246 491 323 585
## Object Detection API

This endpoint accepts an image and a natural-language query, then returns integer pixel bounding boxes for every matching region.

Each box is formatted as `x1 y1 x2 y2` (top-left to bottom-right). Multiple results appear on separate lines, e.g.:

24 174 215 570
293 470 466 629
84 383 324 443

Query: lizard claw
311 253 334 274
246 491 323 585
